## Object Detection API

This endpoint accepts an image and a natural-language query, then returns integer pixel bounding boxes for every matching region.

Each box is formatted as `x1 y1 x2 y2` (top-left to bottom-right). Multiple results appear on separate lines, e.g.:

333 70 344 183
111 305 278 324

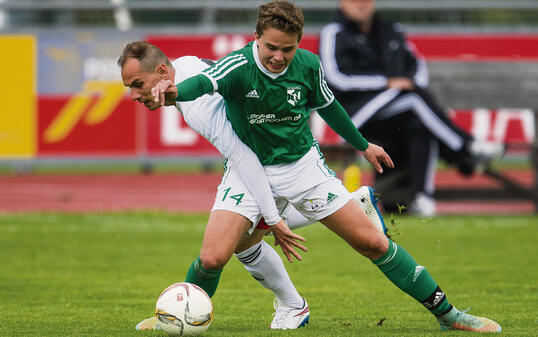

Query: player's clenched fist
151 79 178 107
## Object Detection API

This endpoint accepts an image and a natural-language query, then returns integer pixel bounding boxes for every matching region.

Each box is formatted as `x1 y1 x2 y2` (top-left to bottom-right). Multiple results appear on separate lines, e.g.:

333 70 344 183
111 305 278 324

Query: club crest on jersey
287 87 301 106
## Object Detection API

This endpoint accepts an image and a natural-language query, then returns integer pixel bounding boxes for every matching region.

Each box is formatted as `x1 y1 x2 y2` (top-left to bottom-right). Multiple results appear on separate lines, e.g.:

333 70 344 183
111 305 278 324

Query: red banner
145 105 219 156
32 34 537 158
38 95 137 156
148 33 538 62
407 34 538 61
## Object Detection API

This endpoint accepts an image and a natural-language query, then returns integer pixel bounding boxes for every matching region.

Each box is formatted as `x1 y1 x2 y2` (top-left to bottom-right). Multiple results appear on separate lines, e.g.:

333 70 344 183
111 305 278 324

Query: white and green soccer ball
155 282 213 336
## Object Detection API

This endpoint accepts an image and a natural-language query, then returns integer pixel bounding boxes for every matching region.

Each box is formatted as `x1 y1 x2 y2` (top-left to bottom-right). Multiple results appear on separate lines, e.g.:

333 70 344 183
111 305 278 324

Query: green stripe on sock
373 239 451 315
185 256 222 297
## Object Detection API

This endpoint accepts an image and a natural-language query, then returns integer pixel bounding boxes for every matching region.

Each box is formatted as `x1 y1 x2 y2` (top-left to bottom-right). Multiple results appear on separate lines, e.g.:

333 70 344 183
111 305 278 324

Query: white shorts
211 145 352 234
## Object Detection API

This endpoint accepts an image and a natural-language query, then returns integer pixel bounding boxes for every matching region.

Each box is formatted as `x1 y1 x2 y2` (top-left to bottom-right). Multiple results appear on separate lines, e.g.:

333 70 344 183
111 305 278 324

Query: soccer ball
155 282 213 336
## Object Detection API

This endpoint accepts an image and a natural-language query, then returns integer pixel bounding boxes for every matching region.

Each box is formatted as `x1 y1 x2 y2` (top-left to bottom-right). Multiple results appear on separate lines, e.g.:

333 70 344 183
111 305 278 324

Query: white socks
235 240 303 308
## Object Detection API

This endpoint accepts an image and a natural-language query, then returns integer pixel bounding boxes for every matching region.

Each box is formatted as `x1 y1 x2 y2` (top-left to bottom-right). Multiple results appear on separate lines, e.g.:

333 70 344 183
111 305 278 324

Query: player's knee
362 234 389 259
199 251 227 270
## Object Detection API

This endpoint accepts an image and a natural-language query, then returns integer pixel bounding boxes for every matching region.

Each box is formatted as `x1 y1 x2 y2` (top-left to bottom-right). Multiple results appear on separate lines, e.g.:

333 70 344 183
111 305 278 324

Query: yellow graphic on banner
43 81 126 143
0 36 36 158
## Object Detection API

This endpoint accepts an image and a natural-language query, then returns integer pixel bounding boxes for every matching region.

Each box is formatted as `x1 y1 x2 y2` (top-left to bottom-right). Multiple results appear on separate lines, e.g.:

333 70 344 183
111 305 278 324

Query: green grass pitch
0 212 536 336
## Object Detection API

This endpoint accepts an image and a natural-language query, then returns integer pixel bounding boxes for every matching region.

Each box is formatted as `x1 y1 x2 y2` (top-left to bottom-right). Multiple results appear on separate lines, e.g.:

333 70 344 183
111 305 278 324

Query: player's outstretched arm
152 74 214 106
223 132 283 225
151 79 177 106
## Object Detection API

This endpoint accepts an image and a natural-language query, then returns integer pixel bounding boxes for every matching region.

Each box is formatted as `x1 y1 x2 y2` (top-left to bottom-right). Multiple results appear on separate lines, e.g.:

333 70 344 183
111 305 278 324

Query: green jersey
174 43 369 165
201 42 334 165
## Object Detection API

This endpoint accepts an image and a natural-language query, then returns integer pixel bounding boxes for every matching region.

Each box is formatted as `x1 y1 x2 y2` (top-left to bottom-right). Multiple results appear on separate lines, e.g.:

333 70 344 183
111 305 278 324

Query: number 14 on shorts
221 187 245 205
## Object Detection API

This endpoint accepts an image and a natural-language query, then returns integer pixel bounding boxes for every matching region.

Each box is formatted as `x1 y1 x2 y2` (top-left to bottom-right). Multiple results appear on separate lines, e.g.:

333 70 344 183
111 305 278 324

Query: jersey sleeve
200 53 248 99
309 56 335 110
228 144 282 225
175 74 213 101
317 100 369 151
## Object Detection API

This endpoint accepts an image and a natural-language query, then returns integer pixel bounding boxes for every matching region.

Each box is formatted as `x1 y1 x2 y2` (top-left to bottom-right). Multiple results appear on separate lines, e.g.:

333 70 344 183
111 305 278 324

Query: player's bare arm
362 142 394 174
151 79 178 106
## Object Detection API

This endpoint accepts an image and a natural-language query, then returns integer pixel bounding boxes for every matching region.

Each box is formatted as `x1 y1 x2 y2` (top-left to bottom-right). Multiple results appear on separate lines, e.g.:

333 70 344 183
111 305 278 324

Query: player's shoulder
204 43 251 81
172 56 206 69
213 42 252 66
172 56 209 83
293 48 320 69
237 41 254 57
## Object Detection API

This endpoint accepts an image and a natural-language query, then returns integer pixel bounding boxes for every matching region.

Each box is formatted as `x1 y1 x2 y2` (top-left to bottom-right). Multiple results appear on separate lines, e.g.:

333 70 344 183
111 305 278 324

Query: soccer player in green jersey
151 0 501 333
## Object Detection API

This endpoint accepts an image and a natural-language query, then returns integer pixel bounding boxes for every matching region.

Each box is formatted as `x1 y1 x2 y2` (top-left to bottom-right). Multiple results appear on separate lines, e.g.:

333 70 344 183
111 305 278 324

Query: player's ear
156 64 168 77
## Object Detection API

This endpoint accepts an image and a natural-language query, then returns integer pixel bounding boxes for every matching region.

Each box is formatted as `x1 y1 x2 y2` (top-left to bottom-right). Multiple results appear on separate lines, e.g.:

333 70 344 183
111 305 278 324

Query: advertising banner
35 31 141 157
38 82 137 156
1 33 532 159
0 35 36 158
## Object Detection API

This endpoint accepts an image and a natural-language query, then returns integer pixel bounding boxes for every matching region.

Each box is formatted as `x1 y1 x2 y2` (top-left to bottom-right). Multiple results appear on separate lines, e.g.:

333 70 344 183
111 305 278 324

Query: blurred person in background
319 0 504 216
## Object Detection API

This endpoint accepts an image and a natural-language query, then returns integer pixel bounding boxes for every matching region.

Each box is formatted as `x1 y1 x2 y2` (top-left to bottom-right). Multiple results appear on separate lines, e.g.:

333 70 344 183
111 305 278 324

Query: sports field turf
0 212 536 336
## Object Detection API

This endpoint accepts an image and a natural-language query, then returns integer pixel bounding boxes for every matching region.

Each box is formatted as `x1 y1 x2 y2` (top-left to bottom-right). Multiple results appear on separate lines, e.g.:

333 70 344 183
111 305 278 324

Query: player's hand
387 77 414 90
150 79 178 107
270 219 307 263
362 142 394 174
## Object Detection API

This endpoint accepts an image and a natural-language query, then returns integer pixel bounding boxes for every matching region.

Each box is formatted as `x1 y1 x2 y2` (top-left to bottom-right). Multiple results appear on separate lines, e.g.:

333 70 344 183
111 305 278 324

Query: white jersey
171 57 281 225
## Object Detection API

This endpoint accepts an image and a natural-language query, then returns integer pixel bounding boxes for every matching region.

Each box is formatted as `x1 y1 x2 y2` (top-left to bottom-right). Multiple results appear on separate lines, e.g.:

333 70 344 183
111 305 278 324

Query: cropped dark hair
117 41 171 71
256 0 304 42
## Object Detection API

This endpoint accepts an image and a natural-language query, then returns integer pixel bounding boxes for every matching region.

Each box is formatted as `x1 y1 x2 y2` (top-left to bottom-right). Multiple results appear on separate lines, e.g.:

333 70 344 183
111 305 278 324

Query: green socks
185 256 222 298
186 240 453 316
373 239 452 316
